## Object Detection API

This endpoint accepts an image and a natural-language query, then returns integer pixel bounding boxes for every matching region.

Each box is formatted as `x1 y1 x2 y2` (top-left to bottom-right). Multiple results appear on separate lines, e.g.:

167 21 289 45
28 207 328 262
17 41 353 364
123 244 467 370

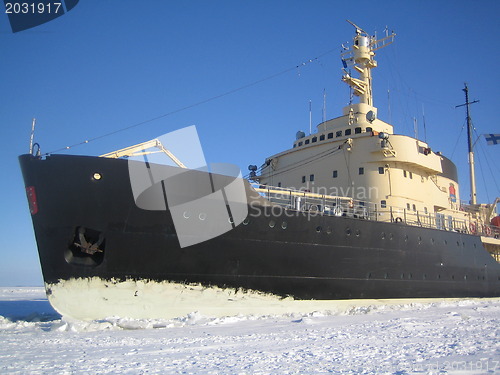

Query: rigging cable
450 117 466 160
45 48 337 156
474 128 500 201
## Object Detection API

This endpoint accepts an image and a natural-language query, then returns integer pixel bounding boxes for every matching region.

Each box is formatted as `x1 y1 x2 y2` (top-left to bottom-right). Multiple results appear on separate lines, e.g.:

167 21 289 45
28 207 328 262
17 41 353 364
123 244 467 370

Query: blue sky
1 0 499 286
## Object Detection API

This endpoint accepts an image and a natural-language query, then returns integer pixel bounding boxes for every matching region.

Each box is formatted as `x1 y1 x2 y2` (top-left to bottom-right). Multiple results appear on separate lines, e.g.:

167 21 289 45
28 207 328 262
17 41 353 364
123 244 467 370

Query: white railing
251 184 500 238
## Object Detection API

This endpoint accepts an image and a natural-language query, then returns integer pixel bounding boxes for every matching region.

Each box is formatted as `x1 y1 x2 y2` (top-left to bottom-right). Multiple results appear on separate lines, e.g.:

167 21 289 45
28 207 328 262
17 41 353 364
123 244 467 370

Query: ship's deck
252 183 500 241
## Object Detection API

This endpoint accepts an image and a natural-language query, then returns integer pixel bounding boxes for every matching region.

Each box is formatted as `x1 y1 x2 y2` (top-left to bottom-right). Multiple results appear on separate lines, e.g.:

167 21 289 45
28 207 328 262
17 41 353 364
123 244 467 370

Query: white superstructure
254 22 498 247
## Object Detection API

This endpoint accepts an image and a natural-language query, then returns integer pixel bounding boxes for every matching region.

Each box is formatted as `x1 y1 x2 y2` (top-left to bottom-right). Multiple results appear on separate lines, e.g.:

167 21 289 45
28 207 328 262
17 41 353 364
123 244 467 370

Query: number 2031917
5 2 62 14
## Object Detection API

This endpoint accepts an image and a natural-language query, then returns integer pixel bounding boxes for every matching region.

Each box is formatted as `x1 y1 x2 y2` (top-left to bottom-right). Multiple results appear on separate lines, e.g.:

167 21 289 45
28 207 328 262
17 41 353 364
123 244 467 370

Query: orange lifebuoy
469 222 476 234
484 225 492 236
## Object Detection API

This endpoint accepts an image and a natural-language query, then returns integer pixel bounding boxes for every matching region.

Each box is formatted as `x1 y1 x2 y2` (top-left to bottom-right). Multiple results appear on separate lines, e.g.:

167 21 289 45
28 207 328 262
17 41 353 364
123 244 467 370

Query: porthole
243 218 250 225
316 226 322 233
444 239 448 245
281 221 288 229
92 172 102 181
355 229 361 237
430 238 435 245
381 232 386 240
183 211 190 219
418 236 422 244
389 233 394 240
345 227 351 236
269 220 276 228
228 217 234 224
404 235 408 242
199 213 207 221
384 273 389 279
326 227 332 234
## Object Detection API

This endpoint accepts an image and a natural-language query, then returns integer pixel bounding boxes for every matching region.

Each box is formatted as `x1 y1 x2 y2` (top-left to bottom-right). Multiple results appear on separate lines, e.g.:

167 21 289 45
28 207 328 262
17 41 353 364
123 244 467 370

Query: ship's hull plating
19 154 500 318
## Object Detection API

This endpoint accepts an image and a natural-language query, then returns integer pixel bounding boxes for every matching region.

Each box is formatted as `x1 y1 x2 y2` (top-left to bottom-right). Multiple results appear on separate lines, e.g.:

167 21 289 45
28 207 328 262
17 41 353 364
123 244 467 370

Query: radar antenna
346 20 367 36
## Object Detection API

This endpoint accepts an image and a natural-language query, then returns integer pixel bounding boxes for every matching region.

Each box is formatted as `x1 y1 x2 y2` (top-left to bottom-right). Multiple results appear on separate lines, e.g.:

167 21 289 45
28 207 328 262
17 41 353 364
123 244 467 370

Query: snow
0 287 499 374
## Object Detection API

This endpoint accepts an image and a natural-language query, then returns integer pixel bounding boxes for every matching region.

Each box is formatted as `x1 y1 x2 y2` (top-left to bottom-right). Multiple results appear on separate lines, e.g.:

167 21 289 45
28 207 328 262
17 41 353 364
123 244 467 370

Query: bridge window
336 131 342 137
355 127 362 134
381 200 387 208
298 141 303 146
305 139 310 144
302 176 306 183
312 137 317 143
378 167 385 174
310 174 315 182
333 170 338 178
320 134 325 141
359 167 364 175
328 132 334 139
345 129 352 136
366 127 373 132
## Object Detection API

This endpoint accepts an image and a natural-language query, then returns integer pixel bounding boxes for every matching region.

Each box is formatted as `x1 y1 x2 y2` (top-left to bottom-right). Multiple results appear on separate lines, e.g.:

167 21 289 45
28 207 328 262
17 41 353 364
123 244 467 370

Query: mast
29 118 36 154
341 21 395 108
456 83 479 204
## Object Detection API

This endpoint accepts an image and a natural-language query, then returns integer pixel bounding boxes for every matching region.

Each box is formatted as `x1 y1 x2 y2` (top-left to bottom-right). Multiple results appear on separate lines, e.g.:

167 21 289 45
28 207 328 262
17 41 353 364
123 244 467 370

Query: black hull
19 154 500 301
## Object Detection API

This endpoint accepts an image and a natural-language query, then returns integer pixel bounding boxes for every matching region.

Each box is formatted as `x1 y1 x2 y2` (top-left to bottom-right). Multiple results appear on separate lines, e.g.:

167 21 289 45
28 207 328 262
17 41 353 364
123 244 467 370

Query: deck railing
251 184 500 239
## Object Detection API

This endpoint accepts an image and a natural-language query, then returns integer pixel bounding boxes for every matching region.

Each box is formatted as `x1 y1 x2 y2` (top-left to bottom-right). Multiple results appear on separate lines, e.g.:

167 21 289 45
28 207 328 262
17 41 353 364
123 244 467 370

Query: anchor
73 227 104 255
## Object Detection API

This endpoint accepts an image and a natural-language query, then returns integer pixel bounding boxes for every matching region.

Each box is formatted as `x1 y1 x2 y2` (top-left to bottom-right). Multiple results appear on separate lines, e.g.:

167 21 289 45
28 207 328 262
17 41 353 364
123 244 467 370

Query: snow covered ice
0 287 499 374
